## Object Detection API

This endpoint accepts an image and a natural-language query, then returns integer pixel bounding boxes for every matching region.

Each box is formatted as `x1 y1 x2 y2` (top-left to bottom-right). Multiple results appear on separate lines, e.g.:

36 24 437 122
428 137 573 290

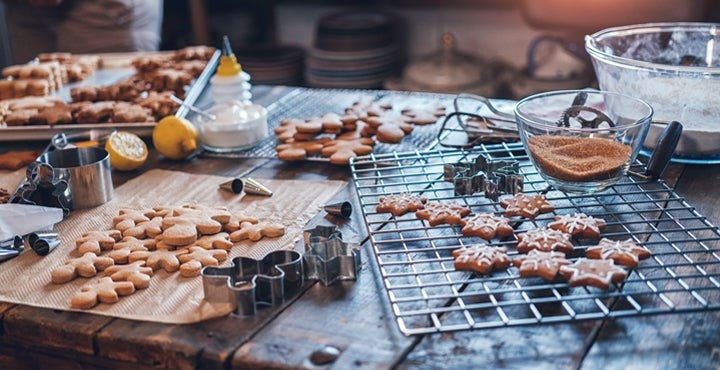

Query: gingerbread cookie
229 221 285 242
364 114 413 144
586 238 650 268
401 106 446 125
460 213 514 240
51 252 115 284
134 91 179 120
107 237 156 264
36 102 73 125
113 209 153 233
71 277 135 309
76 230 122 255
194 233 233 250
376 193 427 216
160 218 200 246
174 46 215 61
112 102 154 123
178 247 228 277
123 216 163 239
321 137 375 165
276 138 331 161
180 204 232 224
415 201 471 226
223 212 260 232
104 261 154 289
516 228 574 254
452 245 510 275
512 250 570 281
548 213 606 239
274 118 303 142
559 258 627 290
499 193 554 219
128 248 188 273
0 150 39 170
75 101 115 124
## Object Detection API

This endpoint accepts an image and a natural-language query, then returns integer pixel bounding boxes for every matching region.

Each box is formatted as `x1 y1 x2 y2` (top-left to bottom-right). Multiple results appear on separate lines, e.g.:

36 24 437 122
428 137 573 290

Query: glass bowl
585 22 720 159
515 90 653 194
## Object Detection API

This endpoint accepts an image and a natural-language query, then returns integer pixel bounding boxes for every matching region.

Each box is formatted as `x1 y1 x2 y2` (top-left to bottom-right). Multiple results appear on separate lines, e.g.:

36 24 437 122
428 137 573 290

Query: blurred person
3 0 163 63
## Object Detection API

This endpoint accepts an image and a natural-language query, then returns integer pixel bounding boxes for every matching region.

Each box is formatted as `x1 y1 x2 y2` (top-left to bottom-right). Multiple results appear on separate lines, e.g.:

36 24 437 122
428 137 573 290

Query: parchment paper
0 169 346 323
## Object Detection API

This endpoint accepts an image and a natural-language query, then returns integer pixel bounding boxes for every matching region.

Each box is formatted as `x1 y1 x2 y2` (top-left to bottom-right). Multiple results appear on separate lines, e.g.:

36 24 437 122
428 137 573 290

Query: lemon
105 131 148 171
152 116 198 160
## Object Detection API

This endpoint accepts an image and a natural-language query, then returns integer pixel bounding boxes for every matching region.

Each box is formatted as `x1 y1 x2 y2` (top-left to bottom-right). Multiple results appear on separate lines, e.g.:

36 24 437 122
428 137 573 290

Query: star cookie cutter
443 154 523 201
303 225 361 286
201 250 303 316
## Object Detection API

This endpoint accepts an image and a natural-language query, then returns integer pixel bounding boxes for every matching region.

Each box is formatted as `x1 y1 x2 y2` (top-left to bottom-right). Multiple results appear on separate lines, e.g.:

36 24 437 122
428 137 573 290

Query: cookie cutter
11 162 72 215
303 225 361 286
201 250 303 316
443 154 523 201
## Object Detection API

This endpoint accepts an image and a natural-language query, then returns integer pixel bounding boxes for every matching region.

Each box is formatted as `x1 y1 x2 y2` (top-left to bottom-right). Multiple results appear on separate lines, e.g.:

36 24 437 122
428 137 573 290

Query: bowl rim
585 22 720 74
514 89 654 132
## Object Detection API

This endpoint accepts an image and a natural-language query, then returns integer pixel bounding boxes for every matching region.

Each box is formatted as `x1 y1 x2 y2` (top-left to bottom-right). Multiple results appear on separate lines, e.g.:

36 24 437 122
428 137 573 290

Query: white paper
0 204 63 241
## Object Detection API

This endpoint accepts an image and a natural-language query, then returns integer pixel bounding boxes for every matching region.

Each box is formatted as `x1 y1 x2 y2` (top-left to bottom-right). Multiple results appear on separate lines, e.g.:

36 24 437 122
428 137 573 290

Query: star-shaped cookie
452 245 510 274
415 201 471 226
586 238 650 268
376 193 427 216
559 258 627 290
499 193 554 219
460 213 514 240
513 250 570 281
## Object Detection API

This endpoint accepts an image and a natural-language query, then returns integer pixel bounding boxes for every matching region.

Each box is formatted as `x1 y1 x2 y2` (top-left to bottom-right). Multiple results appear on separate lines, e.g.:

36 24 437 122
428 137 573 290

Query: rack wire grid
199 87 515 161
349 142 720 335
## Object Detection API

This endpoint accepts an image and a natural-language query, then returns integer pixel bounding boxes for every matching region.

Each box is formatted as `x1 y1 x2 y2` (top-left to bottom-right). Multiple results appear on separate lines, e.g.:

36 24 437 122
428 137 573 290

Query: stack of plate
236 45 304 86
306 11 400 89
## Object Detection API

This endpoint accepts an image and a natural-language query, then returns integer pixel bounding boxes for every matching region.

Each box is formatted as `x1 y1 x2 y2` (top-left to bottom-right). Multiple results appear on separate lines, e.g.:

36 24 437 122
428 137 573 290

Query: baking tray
0 50 220 142
199 87 515 162
350 143 720 335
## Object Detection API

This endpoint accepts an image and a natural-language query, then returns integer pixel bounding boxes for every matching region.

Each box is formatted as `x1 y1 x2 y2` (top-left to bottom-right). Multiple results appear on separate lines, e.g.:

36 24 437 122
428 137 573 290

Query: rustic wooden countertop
1 86 719 370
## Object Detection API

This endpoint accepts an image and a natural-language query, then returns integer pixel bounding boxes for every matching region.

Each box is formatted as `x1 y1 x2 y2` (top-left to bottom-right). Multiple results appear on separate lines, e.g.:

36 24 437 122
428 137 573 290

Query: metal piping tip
324 201 352 219
219 178 273 196
31 237 60 256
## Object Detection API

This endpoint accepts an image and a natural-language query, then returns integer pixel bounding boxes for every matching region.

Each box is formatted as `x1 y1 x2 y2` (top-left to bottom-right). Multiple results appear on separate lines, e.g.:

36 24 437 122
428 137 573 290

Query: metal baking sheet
0 50 220 142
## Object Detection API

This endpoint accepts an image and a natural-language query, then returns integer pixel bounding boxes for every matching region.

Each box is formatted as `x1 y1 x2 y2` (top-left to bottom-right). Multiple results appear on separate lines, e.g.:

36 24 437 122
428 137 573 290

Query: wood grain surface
1 86 719 370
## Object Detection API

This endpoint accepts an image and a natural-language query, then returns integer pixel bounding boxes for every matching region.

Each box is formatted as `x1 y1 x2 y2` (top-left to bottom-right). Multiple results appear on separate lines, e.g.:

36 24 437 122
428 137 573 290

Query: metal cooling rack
349 142 720 335
199 87 514 161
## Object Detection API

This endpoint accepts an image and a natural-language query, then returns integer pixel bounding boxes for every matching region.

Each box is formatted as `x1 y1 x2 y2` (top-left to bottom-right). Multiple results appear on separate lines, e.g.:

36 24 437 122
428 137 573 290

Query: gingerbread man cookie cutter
200 250 303 316
302 225 361 286
443 154 523 201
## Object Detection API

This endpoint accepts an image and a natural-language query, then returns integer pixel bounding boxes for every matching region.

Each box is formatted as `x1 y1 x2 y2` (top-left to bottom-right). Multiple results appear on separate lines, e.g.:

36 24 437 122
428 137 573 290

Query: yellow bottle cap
216 54 242 77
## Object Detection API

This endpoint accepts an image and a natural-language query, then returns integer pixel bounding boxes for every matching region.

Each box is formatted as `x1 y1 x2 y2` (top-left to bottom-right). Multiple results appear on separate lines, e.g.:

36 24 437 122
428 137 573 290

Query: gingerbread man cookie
364 114 413 143
178 247 229 277
107 237 156 264
415 201 471 226
76 230 122 255
516 228 574 254
376 193 427 216
128 248 188 273
229 221 286 242
274 118 304 142
113 209 153 233
548 213 606 239
223 212 260 232
559 258 627 290
71 277 135 309
585 238 650 268
276 138 331 161
452 245 510 275
401 106 446 125
460 213 514 240
321 137 375 165
499 193 555 219
512 250 570 281
194 233 233 250
123 216 163 239
104 261 154 289
160 218 199 246
51 252 115 284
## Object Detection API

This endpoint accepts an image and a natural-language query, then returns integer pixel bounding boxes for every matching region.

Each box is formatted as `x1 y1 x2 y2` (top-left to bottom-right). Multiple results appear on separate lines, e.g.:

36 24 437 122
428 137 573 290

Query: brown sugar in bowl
528 135 632 182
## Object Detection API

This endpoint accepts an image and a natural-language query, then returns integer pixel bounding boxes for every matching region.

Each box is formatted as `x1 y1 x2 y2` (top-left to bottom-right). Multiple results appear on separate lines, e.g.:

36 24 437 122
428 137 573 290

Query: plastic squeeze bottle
210 36 251 103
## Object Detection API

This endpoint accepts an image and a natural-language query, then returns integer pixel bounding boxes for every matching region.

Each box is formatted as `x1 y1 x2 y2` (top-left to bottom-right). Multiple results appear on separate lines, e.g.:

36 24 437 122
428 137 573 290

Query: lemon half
105 131 148 171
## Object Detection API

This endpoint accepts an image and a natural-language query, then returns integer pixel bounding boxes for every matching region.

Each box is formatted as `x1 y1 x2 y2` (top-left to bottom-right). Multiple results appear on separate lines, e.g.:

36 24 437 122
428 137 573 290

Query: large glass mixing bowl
586 22 720 160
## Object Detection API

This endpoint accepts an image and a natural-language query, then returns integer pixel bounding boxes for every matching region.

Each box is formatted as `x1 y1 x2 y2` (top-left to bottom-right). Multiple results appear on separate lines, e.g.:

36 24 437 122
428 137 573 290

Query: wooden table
1 86 719 370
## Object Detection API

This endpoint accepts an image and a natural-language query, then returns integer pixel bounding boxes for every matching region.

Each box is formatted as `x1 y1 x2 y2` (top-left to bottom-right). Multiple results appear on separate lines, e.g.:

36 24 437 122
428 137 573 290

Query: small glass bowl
515 90 653 193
